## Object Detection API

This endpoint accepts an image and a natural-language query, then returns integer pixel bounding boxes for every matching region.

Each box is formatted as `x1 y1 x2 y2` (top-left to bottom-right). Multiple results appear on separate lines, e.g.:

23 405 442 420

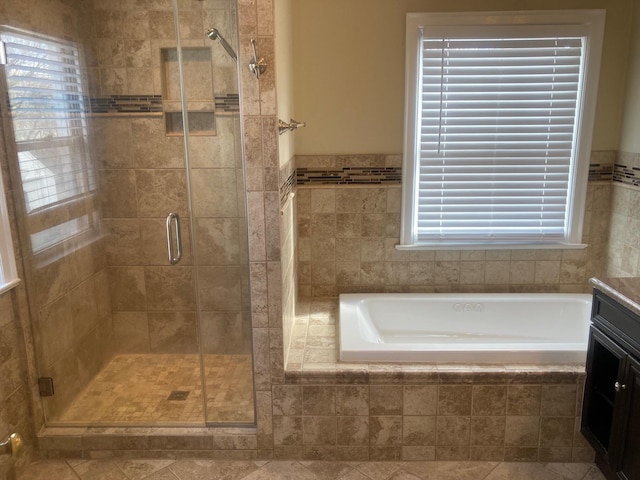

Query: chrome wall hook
278 118 306 135
249 39 267 79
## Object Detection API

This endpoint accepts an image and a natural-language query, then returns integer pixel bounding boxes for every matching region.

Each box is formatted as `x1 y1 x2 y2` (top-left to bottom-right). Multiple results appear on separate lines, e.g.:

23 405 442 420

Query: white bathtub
339 293 592 364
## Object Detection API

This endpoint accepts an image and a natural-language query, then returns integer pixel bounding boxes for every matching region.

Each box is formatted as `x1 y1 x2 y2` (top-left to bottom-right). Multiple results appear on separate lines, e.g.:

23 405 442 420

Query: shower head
207 28 238 63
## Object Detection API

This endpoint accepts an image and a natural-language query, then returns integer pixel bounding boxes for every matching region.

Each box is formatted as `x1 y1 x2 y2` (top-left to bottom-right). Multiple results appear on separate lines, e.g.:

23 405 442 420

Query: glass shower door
172 0 255 424
0 0 254 426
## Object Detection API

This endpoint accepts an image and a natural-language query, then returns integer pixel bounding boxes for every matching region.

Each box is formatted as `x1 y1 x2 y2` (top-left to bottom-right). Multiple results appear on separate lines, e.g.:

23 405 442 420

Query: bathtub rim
339 292 593 364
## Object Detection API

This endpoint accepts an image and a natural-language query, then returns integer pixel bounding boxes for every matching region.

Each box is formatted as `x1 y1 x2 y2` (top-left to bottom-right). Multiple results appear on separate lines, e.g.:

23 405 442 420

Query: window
0 29 97 256
399 10 605 249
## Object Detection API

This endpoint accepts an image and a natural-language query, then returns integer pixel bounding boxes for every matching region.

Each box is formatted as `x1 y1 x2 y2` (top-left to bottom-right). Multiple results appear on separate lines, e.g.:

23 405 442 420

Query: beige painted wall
275 0 294 166
291 0 633 155
620 0 640 153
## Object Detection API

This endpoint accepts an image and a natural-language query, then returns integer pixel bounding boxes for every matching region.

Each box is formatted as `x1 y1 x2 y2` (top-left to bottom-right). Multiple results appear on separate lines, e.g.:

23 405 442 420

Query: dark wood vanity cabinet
582 290 640 480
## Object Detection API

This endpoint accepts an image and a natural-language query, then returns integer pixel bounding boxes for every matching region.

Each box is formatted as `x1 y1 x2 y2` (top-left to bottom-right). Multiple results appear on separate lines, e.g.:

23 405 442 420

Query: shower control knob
615 381 626 392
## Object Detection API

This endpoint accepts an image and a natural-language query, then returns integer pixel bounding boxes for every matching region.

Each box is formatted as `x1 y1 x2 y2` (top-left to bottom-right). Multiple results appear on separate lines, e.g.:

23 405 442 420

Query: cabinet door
582 326 627 462
617 356 640 480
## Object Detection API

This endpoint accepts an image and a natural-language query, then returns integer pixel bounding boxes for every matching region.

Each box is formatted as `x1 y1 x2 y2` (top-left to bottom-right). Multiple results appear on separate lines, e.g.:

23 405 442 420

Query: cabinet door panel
617 357 640 480
582 326 627 460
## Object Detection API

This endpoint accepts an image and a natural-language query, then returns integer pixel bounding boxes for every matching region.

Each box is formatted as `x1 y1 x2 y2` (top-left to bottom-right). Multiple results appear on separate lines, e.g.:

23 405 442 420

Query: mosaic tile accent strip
86 93 240 115
589 163 614 181
281 153 622 211
296 166 402 185
280 168 296 209
589 150 616 182
613 151 640 187
215 93 240 112
89 95 163 114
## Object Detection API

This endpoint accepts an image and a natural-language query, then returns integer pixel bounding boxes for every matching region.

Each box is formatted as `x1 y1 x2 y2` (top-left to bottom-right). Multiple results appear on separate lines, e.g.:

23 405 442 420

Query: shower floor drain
167 391 190 401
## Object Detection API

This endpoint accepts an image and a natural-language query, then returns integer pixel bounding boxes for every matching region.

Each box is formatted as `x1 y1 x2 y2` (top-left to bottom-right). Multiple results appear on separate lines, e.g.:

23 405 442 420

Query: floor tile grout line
64 459 84 480
480 461 502 480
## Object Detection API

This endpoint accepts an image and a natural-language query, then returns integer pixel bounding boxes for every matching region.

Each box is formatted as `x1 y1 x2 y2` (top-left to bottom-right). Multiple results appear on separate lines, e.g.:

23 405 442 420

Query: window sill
396 242 588 251
0 278 21 296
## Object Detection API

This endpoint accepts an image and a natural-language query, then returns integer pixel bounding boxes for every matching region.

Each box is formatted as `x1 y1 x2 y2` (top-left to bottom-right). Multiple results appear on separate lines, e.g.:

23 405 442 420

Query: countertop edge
590 277 640 317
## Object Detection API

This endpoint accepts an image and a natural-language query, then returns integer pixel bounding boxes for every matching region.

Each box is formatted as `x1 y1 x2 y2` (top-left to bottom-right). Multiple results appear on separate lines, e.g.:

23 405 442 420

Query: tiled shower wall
91 0 252 356
293 154 612 298
606 151 640 276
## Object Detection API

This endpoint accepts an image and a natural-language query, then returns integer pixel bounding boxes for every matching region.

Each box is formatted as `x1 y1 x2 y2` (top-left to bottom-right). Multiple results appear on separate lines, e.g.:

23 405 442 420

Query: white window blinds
2 32 95 213
401 12 605 249
419 36 582 242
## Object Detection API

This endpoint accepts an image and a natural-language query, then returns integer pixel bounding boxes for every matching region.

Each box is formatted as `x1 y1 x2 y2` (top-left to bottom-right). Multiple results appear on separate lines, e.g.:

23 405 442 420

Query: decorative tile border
86 94 240 115
613 151 640 187
280 169 296 209
89 95 163 114
279 152 622 202
215 94 240 113
588 163 614 182
297 166 402 186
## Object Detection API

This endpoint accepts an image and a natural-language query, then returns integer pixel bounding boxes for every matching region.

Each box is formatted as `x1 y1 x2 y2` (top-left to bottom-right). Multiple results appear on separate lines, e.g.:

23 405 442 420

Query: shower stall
0 0 254 426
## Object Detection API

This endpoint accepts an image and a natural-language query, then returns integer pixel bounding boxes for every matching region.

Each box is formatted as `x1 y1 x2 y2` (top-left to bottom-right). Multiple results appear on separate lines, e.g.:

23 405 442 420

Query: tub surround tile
506 385 541 416
370 386 403 415
403 416 436 446
336 386 370 416
438 386 473 416
472 386 507 416
274 298 591 461
337 416 370 446
291 155 611 297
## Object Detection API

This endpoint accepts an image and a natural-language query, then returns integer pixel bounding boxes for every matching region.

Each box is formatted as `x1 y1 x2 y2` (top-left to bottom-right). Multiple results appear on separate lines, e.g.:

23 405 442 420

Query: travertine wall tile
369 386 402 416
472 386 507 416
337 416 369 446
607 154 640 276
403 416 436 446
438 386 472 416
336 386 369 416
369 416 402 446
470 417 506 446
505 416 540 446
403 386 437 416
507 385 541 416
293 155 609 296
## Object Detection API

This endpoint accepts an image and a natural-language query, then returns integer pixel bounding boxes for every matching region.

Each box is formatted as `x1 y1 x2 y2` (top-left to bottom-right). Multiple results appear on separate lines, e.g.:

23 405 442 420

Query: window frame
399 10 606 250
0 165 20 295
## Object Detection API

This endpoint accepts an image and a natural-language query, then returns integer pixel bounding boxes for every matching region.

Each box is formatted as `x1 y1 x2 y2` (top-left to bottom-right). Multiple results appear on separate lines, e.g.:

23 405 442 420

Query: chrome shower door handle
166 212 182 265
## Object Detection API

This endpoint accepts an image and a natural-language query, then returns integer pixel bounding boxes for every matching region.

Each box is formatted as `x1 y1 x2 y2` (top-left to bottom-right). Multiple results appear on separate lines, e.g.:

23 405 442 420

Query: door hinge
38 377 54 397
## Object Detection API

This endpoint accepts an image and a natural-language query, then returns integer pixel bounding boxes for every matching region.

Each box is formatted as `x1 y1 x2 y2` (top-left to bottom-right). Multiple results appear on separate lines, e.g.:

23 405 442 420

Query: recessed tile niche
161 47 216 136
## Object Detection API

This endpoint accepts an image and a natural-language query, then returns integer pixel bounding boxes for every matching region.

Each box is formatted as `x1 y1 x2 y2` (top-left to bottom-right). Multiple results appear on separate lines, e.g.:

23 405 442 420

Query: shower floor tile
56 354 254 425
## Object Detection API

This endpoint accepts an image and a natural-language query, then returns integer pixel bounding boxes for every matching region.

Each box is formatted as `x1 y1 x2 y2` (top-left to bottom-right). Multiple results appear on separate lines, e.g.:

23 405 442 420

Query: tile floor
17 459 607 479
55 354 254 425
